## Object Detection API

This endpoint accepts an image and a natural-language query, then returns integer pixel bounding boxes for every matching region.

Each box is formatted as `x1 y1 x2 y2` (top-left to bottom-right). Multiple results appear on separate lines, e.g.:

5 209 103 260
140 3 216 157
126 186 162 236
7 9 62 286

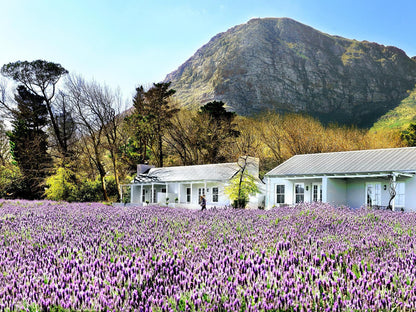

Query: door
312 183 322 202
366 183 381 207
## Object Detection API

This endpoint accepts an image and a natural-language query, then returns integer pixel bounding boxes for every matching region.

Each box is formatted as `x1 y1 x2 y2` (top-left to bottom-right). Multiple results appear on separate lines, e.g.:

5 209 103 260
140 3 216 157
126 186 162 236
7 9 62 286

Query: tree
225 156 259 208
195 101 239 163
0 121 11 166
164 109 203 165
65 75 116 201
125 82 178 167
1 60 69 160
8 85 51 199
49 92 78 164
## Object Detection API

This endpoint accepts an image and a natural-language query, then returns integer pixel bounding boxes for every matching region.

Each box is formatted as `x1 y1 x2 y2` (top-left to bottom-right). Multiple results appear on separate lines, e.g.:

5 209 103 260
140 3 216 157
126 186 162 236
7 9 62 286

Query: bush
45 167 120 202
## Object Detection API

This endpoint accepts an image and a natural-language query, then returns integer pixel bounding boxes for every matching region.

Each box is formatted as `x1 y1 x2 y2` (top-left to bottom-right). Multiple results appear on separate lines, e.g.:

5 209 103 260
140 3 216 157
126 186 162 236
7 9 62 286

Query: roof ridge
150 162 238 171
292 146 416 157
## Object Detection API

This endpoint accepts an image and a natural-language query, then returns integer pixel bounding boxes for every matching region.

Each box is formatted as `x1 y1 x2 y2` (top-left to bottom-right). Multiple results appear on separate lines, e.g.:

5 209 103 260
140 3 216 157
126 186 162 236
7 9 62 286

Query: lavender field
1 200 416 311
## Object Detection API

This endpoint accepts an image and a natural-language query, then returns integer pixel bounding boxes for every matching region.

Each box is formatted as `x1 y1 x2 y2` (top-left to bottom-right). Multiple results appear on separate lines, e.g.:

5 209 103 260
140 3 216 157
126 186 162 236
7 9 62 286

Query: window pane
276 194 284 204
295 184 304 203
276 185 285 204
396 182 405 207
212 187 218 202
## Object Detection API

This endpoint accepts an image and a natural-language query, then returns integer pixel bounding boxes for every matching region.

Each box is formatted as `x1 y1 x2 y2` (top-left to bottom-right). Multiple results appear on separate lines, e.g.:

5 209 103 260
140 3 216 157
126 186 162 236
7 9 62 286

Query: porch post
190 182 193 205
321 176 328 203
166 183 168 203
178 183 181 204
392 175 396 211
151 183 154 203
141 185 143 204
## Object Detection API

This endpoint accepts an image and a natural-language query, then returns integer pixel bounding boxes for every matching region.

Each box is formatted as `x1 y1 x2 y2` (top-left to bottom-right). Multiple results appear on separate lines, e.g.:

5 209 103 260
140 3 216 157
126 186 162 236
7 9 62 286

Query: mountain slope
165 18 416 127
372 86 416 130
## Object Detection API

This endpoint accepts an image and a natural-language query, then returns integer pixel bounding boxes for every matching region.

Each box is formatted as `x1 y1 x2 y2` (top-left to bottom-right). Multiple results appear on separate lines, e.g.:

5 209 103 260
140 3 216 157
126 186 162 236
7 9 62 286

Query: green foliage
45 168 120 202
225 171 259 208
400 123 416 146
44 167 77 201
1 60 68 89
0 164 23 198
124 82 178 167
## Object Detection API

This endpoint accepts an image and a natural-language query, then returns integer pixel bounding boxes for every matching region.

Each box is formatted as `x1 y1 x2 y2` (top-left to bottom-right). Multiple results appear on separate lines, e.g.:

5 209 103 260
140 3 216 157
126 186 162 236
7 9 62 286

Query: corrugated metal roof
266 147 416 176
135 162 240 183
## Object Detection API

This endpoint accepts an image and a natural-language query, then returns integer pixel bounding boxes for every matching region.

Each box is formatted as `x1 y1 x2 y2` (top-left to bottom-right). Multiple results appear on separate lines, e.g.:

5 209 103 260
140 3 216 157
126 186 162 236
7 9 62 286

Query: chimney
137 164 154 175
237 156 259 178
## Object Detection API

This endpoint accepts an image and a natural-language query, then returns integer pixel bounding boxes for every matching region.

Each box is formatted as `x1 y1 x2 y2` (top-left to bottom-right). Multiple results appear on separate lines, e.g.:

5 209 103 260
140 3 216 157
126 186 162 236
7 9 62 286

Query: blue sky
1 0 415 100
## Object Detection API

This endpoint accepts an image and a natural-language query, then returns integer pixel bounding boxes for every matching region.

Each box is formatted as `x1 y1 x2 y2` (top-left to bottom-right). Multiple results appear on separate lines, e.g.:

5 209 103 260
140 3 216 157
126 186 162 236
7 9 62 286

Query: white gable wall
326 178 347 206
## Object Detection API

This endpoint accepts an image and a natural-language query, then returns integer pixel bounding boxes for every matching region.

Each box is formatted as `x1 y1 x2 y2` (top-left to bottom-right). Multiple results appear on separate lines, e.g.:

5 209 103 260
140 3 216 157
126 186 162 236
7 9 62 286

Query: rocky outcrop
165 18 416 127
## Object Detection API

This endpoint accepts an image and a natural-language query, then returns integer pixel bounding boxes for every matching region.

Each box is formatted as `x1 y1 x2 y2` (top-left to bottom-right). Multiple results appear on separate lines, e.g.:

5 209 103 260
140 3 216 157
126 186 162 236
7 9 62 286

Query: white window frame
186 187 191 203
365 182 381 207
276 184 285 204
198 188 205 197
312 183 322 202
212 187 219 203
294 183 305 204
395 182 405 209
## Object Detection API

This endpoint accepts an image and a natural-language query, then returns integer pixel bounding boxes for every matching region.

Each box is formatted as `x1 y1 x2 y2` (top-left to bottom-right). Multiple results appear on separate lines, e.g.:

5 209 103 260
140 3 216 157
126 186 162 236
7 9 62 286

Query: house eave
266 171 416 180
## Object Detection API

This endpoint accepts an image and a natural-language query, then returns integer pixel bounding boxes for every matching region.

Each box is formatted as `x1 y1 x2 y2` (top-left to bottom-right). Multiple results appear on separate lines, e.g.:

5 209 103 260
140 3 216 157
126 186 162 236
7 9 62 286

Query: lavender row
0 200 415 311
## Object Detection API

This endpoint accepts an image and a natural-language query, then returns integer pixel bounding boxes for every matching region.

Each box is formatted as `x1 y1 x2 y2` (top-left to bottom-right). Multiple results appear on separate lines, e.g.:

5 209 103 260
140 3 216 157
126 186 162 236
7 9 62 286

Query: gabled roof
266 147 416 176
133 162 240 183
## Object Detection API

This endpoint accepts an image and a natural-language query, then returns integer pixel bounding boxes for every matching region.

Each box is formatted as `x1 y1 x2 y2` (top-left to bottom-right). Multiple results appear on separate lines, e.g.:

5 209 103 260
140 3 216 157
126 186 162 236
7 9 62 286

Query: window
198 188 205 197
153 189 157 203
186 188 191 203
295 183 304 203
276 185 285 204
142 188 146 202
212 187 219 203
366 183 381 207
313 184 322 202
395 182 405 208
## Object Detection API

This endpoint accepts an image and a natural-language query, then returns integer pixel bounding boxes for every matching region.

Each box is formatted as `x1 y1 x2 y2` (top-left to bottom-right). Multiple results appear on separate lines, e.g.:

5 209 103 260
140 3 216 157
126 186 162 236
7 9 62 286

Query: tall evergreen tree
196 101 240 163
8 85 51 199
125 82 177 167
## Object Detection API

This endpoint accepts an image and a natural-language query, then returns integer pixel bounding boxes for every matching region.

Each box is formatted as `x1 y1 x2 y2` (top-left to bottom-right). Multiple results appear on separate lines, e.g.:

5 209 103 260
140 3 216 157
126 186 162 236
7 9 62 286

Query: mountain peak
165 18 416 126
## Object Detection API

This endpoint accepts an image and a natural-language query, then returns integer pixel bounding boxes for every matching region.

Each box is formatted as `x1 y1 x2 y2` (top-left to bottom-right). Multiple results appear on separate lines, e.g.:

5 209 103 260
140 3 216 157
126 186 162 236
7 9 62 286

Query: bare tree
0 121 11 166
65 75 109 201
65 75 126 201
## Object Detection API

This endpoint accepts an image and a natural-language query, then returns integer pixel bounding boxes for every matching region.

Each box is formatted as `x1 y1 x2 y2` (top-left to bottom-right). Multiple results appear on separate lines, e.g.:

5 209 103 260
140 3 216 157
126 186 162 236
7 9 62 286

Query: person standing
200 195 206 210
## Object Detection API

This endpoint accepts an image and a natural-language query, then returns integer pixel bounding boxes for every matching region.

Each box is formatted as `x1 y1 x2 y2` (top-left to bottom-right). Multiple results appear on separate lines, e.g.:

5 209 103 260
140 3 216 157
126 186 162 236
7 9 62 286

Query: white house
265 147 416 211
129 156 264 209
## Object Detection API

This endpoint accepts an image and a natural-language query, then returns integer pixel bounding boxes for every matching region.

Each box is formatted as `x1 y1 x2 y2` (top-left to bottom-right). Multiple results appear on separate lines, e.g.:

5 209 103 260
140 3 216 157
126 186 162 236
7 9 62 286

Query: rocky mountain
165 18 416 127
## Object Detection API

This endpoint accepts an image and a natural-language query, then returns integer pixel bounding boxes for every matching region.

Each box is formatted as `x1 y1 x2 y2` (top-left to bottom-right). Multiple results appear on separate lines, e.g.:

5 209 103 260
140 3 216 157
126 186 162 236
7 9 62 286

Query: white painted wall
404 177 416 211
326 178 347 206
131 185 141 203
265 177 294 208
345 179 365 209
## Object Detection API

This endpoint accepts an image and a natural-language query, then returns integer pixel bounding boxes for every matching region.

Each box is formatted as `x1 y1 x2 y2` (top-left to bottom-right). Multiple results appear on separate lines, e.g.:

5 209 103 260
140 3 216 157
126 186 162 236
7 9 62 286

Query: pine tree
8 85 51 199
